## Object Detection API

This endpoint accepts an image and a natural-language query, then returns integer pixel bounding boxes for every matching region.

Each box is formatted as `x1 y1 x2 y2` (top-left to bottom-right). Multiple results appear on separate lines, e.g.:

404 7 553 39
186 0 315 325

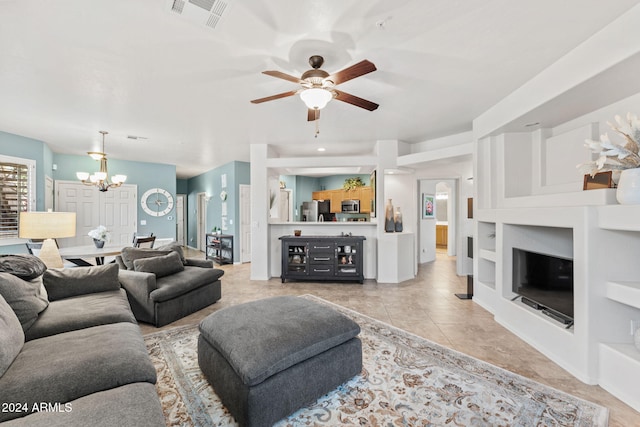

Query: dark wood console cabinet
280 235 365 283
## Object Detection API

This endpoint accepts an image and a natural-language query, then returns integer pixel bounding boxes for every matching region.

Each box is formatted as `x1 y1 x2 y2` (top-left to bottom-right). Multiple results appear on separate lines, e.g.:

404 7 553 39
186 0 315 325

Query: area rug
144 295 608 426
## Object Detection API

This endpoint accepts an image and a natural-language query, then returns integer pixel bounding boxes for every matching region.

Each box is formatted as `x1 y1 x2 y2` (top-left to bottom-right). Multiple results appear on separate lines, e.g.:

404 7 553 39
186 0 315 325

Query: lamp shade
300 88 333 110
19 212 76 239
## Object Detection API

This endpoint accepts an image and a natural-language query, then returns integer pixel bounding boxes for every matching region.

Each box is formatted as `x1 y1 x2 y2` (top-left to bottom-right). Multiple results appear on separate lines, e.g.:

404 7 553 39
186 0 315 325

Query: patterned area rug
144 295 608 426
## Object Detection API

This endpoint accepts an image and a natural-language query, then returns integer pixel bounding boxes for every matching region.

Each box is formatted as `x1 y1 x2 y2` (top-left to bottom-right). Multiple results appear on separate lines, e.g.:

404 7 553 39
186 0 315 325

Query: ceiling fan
250 55 379 121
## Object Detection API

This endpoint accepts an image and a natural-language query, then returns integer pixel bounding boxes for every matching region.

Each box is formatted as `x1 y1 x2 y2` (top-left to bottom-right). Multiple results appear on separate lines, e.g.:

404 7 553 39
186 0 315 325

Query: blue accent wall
53 153 177 239
0 131 53 211
318 174 370 190
186 161 250 261
0 131 178 252
176 179 188 194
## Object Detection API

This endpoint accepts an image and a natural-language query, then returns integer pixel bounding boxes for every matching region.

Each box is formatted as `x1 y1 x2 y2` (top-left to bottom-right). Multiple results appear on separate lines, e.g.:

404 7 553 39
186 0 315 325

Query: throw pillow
120 247 171 270
0 254 47 281
0 294 24 377
0 272 49 331
133 251 184 278
155 242 186 264
43 263 120 302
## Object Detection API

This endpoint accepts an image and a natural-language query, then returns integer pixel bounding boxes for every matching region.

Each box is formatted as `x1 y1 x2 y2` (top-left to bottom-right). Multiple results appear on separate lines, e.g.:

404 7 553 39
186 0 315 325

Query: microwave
341 200 360 213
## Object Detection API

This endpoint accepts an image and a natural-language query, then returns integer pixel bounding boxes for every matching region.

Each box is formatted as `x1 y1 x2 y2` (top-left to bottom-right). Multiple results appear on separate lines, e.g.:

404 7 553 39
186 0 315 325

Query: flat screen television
512 248 574 320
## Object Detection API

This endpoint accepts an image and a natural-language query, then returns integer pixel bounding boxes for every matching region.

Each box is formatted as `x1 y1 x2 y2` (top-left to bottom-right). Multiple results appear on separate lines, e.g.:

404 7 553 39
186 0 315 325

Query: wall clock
141 188 174 217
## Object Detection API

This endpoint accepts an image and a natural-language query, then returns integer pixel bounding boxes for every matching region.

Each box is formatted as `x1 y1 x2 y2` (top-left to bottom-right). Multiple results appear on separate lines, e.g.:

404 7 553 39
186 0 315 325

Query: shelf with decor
205 234 233 265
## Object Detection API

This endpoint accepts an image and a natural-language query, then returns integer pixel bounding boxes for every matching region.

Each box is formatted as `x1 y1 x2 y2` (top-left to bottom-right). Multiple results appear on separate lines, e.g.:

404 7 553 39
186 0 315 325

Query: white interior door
240 184 251 263
44 175 54 211
55 181 137 247
176 194 186 246
101 185 137 245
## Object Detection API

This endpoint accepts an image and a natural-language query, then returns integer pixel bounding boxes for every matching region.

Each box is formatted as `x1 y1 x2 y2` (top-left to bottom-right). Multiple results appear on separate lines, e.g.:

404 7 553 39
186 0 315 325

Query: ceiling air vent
167 0 232 30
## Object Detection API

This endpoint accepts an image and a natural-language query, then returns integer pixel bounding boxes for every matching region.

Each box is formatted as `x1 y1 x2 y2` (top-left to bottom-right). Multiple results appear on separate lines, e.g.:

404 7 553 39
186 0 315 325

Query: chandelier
76 131 127 192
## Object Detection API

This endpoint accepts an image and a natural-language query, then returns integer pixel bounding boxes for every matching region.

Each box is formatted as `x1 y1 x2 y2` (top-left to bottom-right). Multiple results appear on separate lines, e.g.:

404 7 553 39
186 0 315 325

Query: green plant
343 177 365 191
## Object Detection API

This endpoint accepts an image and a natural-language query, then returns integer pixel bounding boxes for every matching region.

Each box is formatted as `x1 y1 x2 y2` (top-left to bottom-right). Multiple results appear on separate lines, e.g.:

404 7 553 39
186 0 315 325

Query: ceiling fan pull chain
315 118 320 138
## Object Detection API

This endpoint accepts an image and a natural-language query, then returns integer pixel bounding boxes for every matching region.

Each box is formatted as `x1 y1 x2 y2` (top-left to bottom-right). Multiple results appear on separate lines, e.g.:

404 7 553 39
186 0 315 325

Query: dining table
58 244 126 266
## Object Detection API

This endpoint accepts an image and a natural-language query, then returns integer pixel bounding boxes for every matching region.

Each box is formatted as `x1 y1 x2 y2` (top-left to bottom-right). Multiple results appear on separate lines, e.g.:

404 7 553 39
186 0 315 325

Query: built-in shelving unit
476 221 497 290
205 234 233 265
594 205 640 411
469 4 640 411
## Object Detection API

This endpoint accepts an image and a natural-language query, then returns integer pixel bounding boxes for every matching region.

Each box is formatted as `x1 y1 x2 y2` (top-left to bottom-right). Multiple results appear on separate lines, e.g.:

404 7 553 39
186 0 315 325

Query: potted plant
343 177 364 191
88 225 110 248
579 113 640 204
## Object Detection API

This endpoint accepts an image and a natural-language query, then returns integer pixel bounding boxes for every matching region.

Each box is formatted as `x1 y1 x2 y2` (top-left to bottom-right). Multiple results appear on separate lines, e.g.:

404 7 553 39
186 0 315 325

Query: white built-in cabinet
471 4 640 411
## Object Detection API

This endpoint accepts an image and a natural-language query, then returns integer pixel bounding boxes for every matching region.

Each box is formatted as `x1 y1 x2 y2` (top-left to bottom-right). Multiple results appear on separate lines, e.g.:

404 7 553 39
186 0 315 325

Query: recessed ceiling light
317 147 326 152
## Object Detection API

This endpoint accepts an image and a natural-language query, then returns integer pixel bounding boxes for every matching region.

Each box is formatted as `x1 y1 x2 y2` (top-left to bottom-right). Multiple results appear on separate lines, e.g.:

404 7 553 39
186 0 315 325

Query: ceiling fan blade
326 60 376 86
333 90 379 111
250 90 298 104
307 108 320 122
262 70 304 84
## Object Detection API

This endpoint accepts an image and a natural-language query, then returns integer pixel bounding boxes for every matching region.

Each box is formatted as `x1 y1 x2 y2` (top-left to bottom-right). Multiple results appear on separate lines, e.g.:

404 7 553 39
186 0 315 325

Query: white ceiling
0 0 638 178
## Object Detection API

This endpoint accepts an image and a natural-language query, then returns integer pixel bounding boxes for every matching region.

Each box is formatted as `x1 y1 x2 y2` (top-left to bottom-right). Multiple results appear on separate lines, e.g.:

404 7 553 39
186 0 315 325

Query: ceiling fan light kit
300 88 334 110
251 55 378 125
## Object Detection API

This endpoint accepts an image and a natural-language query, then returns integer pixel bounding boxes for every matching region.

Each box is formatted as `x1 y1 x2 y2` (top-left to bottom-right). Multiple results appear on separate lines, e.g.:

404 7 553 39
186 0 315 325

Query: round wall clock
141 188 174 217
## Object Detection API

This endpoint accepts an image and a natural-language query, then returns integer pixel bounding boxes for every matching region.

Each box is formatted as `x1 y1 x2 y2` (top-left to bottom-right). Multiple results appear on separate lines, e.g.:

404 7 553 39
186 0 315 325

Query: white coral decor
579 113 640 176
88 225 110 242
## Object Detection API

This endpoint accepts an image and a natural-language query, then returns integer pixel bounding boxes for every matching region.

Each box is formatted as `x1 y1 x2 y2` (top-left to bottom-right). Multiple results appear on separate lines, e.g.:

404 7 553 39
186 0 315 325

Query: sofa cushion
25 289 136 341
0 254 47 281
134 251 184 278
155 242 186 264
120 247 171 270
0 322 157 423
0 383 166 427
0 272 49 331
0 294 24 377
150 266 224 302
43 263 120 301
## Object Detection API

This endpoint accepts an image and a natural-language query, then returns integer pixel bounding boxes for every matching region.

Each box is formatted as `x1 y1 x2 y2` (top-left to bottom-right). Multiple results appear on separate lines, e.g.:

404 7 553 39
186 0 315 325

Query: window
0 155 35 240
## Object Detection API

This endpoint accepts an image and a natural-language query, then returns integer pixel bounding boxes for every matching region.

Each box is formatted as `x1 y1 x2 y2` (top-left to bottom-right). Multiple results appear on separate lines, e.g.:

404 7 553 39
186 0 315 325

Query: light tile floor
139 248 640 426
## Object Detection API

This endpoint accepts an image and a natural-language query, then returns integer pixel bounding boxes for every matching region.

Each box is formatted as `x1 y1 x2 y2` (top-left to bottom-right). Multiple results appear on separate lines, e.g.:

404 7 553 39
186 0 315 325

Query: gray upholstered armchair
116 244 223 327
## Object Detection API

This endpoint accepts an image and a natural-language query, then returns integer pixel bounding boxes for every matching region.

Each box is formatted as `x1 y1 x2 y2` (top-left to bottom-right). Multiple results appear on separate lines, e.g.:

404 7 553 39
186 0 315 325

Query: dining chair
133 235 156 248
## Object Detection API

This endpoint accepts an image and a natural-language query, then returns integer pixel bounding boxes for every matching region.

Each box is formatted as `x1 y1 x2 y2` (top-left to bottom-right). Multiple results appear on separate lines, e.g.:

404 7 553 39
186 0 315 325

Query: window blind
0 162 30 238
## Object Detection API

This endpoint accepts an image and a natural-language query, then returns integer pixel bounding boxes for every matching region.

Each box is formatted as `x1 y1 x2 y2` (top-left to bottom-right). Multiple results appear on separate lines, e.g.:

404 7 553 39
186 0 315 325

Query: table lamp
19 211 76 268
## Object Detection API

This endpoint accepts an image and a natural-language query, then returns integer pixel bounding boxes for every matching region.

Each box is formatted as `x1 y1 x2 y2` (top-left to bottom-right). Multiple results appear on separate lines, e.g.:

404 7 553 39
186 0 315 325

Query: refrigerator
301 200 333 221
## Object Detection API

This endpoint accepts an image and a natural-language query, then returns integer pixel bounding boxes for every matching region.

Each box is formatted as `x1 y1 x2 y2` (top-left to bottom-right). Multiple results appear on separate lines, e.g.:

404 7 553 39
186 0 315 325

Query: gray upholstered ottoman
197 296 362 427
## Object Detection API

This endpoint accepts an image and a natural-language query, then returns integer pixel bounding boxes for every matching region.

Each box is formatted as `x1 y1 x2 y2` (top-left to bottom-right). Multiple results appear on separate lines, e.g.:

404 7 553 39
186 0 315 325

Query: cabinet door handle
313 268 331 272
314 257 331 261
314 245 331 249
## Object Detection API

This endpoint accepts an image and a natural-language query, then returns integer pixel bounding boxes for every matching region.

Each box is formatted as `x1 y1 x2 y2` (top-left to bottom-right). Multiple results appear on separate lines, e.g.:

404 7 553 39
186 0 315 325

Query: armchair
117 245 223 327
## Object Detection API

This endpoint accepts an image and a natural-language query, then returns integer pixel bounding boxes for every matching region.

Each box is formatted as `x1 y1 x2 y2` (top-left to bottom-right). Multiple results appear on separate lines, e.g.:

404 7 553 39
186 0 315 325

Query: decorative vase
93 239 105 248
635 327 640 352
384 199 395 232
616 168 640 204
394 207 403 232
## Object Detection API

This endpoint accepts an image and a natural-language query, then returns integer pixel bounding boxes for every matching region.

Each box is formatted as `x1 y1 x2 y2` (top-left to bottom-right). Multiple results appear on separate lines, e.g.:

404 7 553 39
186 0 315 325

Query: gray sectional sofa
0 256 165 427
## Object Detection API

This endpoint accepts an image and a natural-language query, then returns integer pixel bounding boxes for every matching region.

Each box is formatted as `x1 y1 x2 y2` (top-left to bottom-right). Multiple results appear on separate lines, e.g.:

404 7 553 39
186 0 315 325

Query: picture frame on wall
422 194 435 219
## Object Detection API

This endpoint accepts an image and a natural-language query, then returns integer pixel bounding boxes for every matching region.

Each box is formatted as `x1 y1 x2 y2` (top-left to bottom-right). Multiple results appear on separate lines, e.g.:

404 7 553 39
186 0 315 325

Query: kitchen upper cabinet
314 186 373 213
330 190 343 213
359 187 372 213
312 190 330 201
343 187 360 201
